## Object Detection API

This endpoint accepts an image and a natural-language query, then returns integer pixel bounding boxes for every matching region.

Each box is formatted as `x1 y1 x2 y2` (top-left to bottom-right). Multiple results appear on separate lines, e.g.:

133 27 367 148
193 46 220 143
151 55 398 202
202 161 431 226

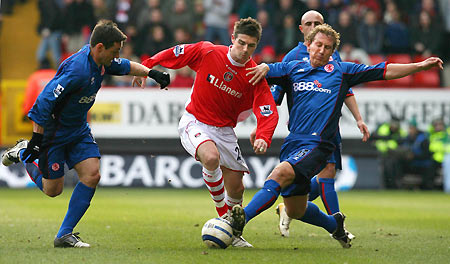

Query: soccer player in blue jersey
230 24 443 248
268 10 369 238
1 20 170 248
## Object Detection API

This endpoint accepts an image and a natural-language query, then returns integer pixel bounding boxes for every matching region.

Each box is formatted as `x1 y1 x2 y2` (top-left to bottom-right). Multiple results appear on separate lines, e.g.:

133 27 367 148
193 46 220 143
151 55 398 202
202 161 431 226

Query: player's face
100 41 123 66
300 13 323 37
306 32 334 68
230 34 258 64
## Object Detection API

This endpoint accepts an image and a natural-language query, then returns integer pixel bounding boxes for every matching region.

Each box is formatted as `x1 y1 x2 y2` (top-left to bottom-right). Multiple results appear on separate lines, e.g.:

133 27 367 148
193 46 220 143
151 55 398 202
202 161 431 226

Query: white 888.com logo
293 82 331 94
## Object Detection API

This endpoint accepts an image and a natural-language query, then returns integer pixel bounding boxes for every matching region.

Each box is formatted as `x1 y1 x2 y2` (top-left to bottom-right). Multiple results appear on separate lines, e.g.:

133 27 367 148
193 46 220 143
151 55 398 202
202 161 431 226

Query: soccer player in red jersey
133 17 278 247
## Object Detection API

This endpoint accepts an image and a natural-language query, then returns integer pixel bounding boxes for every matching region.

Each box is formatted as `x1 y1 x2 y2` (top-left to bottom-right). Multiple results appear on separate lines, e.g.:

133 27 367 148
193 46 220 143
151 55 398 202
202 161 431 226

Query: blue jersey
272 42 354 104
28 44 130 144
267 60 386 141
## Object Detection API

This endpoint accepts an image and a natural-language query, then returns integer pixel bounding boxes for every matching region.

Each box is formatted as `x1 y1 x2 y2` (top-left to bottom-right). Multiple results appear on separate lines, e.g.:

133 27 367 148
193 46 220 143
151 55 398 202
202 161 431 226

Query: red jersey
142 41 278 146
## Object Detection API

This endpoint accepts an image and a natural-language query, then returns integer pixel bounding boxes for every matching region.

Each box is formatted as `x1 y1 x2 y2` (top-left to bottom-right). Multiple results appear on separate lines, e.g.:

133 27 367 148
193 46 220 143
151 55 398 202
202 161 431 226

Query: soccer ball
201 218 233 249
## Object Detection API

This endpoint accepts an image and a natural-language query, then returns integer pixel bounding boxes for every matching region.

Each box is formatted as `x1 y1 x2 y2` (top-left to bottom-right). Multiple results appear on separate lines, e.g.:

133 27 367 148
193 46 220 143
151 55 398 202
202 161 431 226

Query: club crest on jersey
223 71 233 82
195 132 201 138
53 84 65 98
173 44 185 57
324 64 334 73
259 105 273 117
293 149 311 160
51 163 60 171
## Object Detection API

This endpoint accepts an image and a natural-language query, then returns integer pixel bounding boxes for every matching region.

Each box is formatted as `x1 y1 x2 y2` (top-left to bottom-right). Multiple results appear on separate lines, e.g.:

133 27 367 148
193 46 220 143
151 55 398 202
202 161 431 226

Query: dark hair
90 20 127 49
233 17 262 42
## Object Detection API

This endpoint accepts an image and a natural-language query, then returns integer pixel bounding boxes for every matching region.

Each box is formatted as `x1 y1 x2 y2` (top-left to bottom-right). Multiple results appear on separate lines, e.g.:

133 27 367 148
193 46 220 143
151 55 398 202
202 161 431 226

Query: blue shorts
38 132 100 179
279 134 335 197
325 132 342 170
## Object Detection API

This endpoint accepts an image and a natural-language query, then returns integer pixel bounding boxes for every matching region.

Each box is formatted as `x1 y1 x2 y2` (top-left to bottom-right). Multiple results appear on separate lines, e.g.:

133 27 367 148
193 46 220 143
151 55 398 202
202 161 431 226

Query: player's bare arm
385 57 443 80
246 63 270 85
344 96 370 142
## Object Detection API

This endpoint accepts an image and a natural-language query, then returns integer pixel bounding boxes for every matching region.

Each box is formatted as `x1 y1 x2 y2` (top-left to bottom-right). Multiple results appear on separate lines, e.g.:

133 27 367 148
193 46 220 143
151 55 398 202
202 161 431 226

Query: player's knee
269 164 295 187
318 163 336 179
82 170 101 187
201 151 220 170
44 188 63 197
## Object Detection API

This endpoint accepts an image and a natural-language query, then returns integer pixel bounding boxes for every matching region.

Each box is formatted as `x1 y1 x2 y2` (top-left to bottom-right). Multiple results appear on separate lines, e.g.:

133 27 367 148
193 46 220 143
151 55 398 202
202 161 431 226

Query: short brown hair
304 23 340 52
233 17 262 42
90 20 127 49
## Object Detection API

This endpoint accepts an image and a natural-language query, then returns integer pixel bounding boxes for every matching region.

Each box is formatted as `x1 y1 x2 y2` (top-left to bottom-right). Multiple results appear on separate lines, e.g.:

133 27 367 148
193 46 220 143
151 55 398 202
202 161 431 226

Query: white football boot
1 139 28 166
275 203 292 237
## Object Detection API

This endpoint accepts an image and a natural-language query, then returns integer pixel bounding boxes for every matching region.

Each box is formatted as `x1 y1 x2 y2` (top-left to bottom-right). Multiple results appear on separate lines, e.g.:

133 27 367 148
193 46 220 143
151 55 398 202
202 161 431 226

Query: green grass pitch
1 188 449 263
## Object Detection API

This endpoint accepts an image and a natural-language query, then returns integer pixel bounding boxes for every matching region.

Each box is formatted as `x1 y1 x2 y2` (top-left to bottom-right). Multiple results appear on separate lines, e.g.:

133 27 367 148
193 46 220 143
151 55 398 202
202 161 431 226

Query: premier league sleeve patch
53 84 65 98
173 45 185 57
259 105 273 117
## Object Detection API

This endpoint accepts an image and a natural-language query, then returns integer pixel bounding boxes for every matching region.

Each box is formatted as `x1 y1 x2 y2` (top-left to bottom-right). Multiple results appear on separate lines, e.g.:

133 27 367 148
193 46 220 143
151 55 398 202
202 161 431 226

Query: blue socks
308 176 339 215
299 201 337 233
318 178 339 214
20 149 43 191
243 179 281 223
56 182 95 238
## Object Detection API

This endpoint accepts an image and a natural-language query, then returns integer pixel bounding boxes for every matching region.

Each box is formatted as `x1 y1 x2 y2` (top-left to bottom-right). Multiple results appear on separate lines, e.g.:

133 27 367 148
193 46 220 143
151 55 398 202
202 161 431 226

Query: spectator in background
273 0 302 33
400 119 435 190
260 45 276 63
193 0 205 41
254 9 276 55
23 59 57 119
339 43 370 65
325 0 345 27
372 117 407 189
173 27 193 45
238 0 274 19
383 3 410 54
334 10 358 48
276 14 298 55
163 0 194 36
437 0 450 61
411 11 442 57
62 0 96 54
304 0 328 24
142 25 172 57
169 66 195 88
110 0 144 43
136 0 161 32
36 0 63 68
92 0 111 21
357 9 384 54
135 8 170 56
203 0 233 45
429 118 450 178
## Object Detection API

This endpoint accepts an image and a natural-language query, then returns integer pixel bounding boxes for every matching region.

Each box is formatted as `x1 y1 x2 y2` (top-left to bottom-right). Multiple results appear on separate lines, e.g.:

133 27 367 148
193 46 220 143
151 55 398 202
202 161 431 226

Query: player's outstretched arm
385 57 443 80
130 61 170 89
246 63 270 85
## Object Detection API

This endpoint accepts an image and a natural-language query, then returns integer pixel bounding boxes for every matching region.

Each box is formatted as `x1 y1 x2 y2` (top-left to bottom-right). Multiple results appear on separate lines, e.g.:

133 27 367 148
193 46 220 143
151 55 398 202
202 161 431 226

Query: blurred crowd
2 0 450 87
372 117 450 190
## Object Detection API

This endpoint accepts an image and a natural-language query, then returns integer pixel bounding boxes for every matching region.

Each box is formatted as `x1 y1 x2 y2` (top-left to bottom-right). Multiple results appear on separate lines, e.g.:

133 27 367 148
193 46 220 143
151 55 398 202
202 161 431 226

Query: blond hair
304 24 340 52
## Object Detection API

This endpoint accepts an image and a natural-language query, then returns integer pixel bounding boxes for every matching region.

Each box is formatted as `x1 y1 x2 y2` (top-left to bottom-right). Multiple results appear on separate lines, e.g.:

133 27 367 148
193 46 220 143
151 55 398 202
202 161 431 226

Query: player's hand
419 57 443 71
21 132 43 163
148 69 170 89
253 138 268 155
132 76 146 88
246 63 269 85
249 128 257 146
357 120 370 142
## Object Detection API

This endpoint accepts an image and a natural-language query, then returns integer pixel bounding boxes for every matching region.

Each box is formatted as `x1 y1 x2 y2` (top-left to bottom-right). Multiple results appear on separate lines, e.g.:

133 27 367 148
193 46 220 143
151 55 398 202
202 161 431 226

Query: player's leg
178 112 228 217
197 141 228 217
54 136 100 248
316 163 339 214
221 167 244 213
